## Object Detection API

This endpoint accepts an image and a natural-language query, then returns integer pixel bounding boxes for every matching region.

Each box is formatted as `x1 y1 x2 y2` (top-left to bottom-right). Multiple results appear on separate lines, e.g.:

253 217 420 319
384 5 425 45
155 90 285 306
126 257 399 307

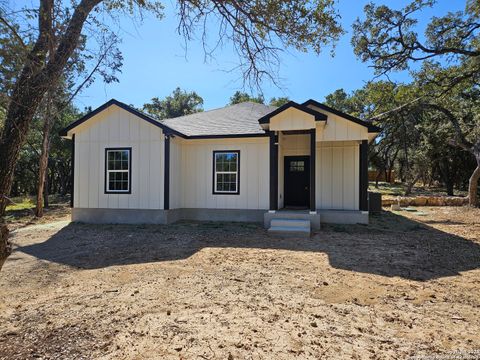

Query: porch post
269 131 278 211
309 129 316 213
359 139 368 211
164 134 170 210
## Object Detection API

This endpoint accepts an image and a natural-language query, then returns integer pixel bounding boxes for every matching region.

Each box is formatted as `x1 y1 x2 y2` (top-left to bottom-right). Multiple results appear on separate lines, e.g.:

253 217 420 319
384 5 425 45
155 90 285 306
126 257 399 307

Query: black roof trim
187 133 268 139
59 99 187 138
258 101 328 124
302 99 382 133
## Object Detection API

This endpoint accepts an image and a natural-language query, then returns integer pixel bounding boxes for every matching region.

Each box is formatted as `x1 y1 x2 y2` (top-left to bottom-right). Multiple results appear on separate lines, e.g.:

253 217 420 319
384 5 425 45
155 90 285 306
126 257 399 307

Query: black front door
284 156 310 208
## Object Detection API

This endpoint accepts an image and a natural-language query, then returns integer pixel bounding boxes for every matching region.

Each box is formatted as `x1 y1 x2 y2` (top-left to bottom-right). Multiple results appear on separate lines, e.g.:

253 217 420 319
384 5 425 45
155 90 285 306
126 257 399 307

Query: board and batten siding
73 105 165 209
169 137 183 209
316 141 359 210
313 108 368 142
270 107 316 131
175 137 269 210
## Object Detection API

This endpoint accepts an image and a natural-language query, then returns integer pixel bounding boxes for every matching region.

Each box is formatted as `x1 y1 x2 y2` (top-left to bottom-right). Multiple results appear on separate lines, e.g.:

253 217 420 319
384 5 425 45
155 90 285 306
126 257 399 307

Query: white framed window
213 150 240 194
105 148 131 193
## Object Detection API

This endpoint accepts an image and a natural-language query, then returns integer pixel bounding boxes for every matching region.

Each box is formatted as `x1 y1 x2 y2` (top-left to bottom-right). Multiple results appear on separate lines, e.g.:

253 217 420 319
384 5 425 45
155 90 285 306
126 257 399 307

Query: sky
72 0 466 111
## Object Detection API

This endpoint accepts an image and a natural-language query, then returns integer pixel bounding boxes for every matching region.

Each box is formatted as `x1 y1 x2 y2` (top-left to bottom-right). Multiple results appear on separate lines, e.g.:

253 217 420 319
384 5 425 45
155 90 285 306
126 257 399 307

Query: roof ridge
162 101 276 122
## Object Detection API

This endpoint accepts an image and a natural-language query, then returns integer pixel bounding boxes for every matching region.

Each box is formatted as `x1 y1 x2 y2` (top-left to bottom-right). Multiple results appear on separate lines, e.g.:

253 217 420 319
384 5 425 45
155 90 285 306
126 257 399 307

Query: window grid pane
107 150 129 171
214 152 239 193
106 149 130 192
290 160 305 172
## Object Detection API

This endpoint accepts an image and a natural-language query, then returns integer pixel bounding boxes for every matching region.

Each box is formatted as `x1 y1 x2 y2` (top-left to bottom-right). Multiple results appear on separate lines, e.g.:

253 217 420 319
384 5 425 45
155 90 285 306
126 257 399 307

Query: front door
284 156 310 208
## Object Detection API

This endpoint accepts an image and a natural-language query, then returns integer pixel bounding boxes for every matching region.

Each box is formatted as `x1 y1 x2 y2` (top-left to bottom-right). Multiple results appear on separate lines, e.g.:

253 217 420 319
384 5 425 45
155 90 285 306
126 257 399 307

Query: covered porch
258 100 379 228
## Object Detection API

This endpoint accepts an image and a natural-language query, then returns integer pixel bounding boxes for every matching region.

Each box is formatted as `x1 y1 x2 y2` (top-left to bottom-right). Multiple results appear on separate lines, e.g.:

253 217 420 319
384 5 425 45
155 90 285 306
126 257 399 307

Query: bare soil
1 207 479 359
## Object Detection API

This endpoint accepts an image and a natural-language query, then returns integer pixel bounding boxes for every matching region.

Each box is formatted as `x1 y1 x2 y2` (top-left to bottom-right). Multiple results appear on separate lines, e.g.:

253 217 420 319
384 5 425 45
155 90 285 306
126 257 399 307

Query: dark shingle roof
162 102 277 137
60 98 380 139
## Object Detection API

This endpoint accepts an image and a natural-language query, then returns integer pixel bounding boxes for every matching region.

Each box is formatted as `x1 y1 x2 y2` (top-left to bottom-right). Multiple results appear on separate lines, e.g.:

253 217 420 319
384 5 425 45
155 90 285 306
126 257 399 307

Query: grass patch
4 194 70 227
5 197 35 212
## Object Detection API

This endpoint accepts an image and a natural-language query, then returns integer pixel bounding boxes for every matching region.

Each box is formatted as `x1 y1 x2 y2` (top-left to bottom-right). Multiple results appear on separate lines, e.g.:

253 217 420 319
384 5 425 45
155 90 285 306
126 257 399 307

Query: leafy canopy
269 97 290 107
229 91 264 105
143 87 204 119
352 0 480 76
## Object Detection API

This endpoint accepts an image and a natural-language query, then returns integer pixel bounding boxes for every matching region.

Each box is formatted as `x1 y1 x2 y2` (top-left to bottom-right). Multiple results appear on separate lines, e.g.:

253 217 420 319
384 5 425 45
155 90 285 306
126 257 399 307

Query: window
105 148 131 193
213 151 240 194
290 160 305 172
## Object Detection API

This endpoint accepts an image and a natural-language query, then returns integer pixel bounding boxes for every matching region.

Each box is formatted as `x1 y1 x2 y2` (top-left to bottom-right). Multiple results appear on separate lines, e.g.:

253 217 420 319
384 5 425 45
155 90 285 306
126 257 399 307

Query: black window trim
212 150 240 195
104 147 132 194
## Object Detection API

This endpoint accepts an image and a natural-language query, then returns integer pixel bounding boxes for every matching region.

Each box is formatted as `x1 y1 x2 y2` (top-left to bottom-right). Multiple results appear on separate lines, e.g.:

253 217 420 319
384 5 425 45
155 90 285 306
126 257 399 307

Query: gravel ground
0 207 479 359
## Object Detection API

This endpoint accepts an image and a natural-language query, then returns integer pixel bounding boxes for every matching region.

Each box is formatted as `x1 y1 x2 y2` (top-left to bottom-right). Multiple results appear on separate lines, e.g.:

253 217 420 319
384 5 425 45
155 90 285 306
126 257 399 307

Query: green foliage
11 103 81 197
269 97 290 107
352 0 479 76
351 0 480 200
143 87 204 119
324 89 351 113
324 79 478 195
229 91 264 105
467 0 480 16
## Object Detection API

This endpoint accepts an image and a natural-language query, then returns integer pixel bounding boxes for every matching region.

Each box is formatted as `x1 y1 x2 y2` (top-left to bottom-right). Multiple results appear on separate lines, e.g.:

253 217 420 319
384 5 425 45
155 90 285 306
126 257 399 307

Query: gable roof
60 98 381 139
258 101 327 124
162 102 277 137
302 99 382 133
59 99 185 138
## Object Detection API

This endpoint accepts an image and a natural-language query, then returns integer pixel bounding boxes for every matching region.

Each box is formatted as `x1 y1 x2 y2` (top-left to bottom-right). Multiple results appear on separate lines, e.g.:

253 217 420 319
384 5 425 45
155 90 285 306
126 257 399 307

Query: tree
352 0 480 82
0 5 121 218
9 104 81 198
324 89 355 113
229 91 265 105
269 97 290 107
323 80 479 197
353 0 480 205
0 0 344 269
143 87 203 119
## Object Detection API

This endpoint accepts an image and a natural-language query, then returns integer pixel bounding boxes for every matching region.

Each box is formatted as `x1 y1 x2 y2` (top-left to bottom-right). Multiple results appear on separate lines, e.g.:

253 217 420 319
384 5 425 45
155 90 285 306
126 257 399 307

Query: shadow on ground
14 211 480 281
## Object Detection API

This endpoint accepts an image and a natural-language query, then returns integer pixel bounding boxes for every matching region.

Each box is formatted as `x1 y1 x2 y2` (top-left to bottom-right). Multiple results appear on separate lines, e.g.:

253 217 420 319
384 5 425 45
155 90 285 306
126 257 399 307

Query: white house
60 99 380 233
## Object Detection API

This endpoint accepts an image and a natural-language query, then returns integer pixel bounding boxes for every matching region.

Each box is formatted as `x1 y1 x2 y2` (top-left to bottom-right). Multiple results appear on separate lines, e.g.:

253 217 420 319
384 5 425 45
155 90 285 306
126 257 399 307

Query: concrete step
268 226 311 238
270 218 310 228
264 212 321 230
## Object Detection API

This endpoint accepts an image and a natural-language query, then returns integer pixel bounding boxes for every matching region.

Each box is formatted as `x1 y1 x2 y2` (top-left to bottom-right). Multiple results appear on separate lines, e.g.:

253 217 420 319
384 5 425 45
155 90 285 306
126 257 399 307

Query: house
60 99 380 233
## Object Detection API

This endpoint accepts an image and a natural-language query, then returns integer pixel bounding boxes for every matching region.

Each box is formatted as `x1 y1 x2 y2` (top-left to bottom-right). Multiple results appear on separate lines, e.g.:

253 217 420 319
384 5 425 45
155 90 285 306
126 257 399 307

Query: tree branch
0 14 27 49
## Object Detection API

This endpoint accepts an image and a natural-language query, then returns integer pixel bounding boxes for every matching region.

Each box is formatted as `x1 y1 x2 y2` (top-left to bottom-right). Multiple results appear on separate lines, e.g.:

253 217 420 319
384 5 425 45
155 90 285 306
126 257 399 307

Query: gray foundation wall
72 208 169 224
72 208 266 225
318 210 369 224
72 208 369 226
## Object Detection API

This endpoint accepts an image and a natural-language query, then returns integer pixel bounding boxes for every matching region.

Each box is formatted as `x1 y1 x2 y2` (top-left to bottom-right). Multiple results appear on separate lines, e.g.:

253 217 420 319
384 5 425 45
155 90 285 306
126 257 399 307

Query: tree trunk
0 0 102 270
405 174 421 196
0 100 42 216
375 171 382 188
44 168 50 209
0 220 10 271
35 113 53 217
468 165 480 207
446 180 454 196
35 119 51 217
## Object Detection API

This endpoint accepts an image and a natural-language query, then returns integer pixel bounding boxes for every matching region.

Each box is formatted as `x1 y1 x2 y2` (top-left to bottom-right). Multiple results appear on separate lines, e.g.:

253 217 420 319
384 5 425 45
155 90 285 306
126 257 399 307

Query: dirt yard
1 207 479 359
